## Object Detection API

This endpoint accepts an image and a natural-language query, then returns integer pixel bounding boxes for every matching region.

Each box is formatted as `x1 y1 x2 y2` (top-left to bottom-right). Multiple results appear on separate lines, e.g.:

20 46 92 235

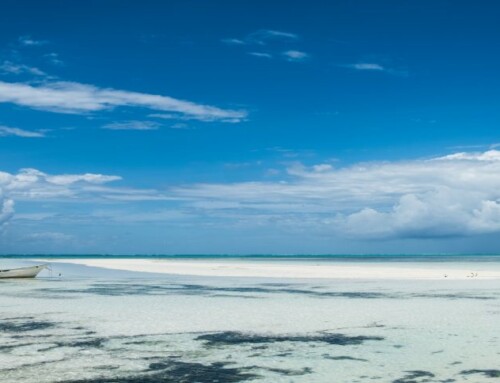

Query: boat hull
0 265 48 279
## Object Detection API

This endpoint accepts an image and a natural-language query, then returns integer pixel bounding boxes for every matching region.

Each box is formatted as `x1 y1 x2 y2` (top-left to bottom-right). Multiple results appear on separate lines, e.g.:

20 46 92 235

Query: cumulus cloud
0 197 14 226
171 150 500 239
5 150 500 241
0 126 45 138
0 80 247 122
0 168 122 227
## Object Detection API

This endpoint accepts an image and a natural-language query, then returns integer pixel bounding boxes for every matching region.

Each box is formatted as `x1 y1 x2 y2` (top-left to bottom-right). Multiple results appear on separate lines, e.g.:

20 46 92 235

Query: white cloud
223 30 299 46
0 168 122 227
282 50 309 61
224 30 305 63
221 38 246 45
248 30 299 44
0 61 46 76
148 112 242 123
0 198 14 226
170 123 190 129
342 63 408 76
0 126 45 138
45 173 122 186
6 150 500 241
18 35 48 46
436 151 500 161
0 168 182 227
44 53 64 66
171 150 500 239
0 80 247 122
248 52 273 59
0 169 121 224
348 63 385 71
102 120 160 130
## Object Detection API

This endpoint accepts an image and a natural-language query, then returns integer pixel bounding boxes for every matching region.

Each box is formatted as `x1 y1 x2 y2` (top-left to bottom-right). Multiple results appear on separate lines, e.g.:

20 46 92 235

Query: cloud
170 150 500 240
224 30 306 63
44 53 64 66
248 52 273 59
221 38 246 45
0 126 45 138
0 198 14 226
0 61 46 76
341 63 408 76
170 123 190 129
148 112 241 123
0 80 247 122
348 63 385 71
0 168 121 227
7 150 500 241
282 50 309 62
102 120 160 131
248 30 299 44
223 29 299 46
18 35 48 46
0 167 183 227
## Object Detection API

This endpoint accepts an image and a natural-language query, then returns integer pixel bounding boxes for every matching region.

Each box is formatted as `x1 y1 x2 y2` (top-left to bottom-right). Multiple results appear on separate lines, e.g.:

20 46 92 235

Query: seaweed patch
62 360 259 383
460 369 500 378
196 331 384 347
392 370 435 383
0 319 56 333
323 355 368 362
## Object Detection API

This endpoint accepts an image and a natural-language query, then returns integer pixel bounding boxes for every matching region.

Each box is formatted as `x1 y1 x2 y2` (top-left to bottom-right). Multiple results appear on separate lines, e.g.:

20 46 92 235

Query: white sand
42 258 500 280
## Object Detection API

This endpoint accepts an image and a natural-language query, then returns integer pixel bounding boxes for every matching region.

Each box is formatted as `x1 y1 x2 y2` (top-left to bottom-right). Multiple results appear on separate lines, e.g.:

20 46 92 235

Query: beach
43 257 500 280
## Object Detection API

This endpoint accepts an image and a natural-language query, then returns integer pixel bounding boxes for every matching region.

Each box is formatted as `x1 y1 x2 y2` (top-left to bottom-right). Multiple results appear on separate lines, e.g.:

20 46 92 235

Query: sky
1 0 500 254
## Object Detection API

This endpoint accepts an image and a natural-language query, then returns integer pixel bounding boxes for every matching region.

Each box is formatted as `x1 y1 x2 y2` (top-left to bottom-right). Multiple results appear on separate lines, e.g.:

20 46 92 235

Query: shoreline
38 258 500 280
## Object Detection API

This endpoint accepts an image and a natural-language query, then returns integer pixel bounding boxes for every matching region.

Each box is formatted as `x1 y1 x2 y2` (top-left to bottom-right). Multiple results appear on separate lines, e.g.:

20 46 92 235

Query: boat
0 264 49 279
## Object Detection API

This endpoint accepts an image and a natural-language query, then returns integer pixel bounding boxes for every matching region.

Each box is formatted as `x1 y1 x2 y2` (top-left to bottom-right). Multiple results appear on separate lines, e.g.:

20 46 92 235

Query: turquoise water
0 259 499 382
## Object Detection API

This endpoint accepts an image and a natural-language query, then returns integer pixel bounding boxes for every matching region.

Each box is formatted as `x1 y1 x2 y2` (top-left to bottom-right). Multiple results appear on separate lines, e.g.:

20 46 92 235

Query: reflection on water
0 261 499 382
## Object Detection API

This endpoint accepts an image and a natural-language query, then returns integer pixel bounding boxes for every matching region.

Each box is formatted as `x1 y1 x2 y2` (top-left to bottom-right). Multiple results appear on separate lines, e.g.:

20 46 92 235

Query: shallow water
0 260 499 382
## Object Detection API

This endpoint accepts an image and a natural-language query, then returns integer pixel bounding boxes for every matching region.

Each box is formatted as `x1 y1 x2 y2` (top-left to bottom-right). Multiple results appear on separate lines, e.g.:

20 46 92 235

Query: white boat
0 264 48 279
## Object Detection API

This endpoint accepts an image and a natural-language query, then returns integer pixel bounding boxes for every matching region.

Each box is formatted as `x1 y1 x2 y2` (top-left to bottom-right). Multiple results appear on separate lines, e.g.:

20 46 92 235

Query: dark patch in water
43 337 107 351
274 352 292 357
263 366 313 376
393 370 435 383
26 281 498 302
461 369 500 378
323 354 368 362
413 293 496 300
62 360 258 382
196 331 384 347
0 319 55 333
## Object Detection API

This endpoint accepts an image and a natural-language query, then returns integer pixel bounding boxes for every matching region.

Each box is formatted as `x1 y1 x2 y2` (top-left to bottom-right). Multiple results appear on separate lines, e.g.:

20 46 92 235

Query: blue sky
1 0 500 254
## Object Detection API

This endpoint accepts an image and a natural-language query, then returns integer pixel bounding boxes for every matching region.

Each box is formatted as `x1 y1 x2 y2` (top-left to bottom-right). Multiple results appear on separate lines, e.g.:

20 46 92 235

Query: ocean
0 256 499 382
